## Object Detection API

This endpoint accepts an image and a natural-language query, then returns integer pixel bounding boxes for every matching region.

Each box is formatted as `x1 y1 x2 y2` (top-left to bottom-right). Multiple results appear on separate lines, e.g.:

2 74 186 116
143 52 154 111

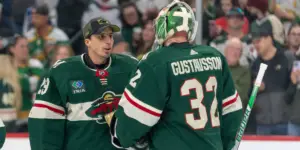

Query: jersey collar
80 53 112 71
169 42 193 48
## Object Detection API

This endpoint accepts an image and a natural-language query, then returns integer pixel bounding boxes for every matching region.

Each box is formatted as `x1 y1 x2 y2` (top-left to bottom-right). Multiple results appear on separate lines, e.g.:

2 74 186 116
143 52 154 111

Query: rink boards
2 134 300 150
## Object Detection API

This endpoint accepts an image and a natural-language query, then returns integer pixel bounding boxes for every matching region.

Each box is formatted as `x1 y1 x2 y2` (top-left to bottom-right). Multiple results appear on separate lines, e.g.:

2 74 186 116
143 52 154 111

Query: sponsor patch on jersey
70 80 86 94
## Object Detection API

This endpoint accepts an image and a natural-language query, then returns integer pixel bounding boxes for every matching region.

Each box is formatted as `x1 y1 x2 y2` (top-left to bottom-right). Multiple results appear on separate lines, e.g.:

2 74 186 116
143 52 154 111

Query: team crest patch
85 91 121 124
71 80 86 94
96 69 109 85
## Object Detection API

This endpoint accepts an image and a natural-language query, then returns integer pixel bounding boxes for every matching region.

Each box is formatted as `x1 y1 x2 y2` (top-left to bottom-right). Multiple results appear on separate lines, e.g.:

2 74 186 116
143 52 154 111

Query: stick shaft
232 86 259 150
231 63 267 150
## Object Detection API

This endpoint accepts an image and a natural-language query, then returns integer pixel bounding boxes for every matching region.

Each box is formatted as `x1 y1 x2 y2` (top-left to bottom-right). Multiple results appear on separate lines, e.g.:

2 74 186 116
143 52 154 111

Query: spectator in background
8 35 44 132
202 0 217 43
224 38 254 134
37 44 74 87
136 20 155 60
210 8 252 66
224 38 251 107
131 26 143 56
82 0 121 28
287 24 300 54
251 23 294 135
112 33 131 55
50 44 74 66
120 2 143 55
142 6 158 23
215 0 250 35
273 0 300 34
247 0 285 48
25 4 69 66
0 46 21 132
56 0 90 55
238 0 256 23
288 49 300 136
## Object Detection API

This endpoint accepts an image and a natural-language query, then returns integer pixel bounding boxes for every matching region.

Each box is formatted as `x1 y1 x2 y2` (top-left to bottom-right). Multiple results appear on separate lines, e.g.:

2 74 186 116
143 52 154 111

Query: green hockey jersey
112 42 243 150
28 53 138 150
0 118 5 149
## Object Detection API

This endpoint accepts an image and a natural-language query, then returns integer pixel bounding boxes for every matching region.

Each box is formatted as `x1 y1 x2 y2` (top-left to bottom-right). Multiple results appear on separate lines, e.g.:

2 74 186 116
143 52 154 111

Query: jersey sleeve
112 60 168 148
28 69 66 150
0 119 5 149
220 57 243 150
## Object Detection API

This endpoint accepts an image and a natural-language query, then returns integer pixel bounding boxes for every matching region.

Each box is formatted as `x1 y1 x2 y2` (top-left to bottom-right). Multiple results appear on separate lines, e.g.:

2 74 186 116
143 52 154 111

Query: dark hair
8 34 26 47
119 2 143 27
216 0 239 17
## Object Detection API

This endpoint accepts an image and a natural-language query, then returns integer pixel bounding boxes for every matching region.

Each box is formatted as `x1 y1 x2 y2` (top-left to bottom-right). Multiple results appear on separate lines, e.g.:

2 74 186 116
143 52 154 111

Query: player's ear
85 38 91 47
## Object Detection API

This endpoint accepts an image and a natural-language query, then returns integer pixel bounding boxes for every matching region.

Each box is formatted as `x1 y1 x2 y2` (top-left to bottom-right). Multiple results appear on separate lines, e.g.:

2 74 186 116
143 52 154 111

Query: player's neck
87 52 107 65
164 37 188 46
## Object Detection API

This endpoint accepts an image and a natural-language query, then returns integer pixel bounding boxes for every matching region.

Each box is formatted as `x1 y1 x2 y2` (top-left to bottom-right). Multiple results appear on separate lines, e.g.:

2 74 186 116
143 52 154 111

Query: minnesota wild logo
85 91 121 124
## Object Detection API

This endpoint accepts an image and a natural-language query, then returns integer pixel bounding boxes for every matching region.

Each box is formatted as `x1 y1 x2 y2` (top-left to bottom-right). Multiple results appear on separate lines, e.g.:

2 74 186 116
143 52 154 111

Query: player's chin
100 50 112 58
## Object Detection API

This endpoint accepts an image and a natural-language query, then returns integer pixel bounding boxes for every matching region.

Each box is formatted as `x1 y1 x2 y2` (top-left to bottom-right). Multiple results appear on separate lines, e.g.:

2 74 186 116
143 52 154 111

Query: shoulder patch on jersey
52 60 67 69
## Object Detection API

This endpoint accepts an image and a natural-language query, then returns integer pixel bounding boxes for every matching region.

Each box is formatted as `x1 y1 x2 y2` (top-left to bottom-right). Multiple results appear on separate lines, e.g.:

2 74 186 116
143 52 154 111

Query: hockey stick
231 63 268 150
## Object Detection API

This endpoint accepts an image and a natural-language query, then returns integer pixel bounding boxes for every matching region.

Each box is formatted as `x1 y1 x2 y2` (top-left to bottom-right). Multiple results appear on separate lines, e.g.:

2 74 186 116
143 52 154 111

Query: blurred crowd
1 0 300 137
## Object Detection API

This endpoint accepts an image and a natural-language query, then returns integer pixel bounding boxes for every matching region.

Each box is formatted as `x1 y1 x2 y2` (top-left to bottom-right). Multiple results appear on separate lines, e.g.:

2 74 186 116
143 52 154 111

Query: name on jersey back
171 57 222 76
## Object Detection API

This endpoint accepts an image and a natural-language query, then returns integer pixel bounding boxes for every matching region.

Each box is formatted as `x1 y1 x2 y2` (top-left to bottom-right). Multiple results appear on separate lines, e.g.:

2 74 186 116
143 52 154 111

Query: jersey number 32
181 77 220 130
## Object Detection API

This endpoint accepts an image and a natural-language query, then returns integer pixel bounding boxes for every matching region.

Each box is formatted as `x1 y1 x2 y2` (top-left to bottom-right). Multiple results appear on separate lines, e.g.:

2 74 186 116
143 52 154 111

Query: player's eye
97 33 113 40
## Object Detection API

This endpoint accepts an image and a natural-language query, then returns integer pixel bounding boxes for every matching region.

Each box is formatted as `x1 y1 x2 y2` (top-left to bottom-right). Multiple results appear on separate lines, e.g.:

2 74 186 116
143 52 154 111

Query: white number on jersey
37 78 50 95
129 69 141 88
180 77 220 130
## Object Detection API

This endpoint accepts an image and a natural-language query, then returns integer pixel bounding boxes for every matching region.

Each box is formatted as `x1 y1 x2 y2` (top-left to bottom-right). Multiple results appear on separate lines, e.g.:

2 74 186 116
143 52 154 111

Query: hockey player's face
88 28 114 58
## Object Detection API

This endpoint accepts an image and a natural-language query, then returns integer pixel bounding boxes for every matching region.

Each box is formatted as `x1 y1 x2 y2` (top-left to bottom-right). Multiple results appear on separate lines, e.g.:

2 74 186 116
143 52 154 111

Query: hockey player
28 17 138 150
102 1 244 150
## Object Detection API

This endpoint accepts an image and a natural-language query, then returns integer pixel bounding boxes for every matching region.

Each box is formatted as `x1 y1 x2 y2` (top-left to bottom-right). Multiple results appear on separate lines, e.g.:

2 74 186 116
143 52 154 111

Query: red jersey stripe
33 103 65 115
124 91 161 117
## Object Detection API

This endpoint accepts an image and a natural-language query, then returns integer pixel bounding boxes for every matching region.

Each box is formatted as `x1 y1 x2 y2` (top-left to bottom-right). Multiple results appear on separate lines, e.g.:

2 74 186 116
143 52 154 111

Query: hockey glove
109 114 149 150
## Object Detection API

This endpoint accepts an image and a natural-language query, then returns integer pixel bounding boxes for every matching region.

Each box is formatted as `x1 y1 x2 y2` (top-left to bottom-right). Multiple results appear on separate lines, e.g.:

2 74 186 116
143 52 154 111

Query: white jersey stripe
34 100 65 113
124 88 162 114
222 90 238 105
222 95 243 115
29 106 66 119
119 95 160 126
66 102 96 121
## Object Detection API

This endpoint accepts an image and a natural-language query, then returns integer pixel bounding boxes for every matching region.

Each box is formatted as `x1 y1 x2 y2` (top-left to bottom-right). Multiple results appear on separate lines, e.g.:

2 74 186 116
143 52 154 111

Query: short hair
225 37 243 49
